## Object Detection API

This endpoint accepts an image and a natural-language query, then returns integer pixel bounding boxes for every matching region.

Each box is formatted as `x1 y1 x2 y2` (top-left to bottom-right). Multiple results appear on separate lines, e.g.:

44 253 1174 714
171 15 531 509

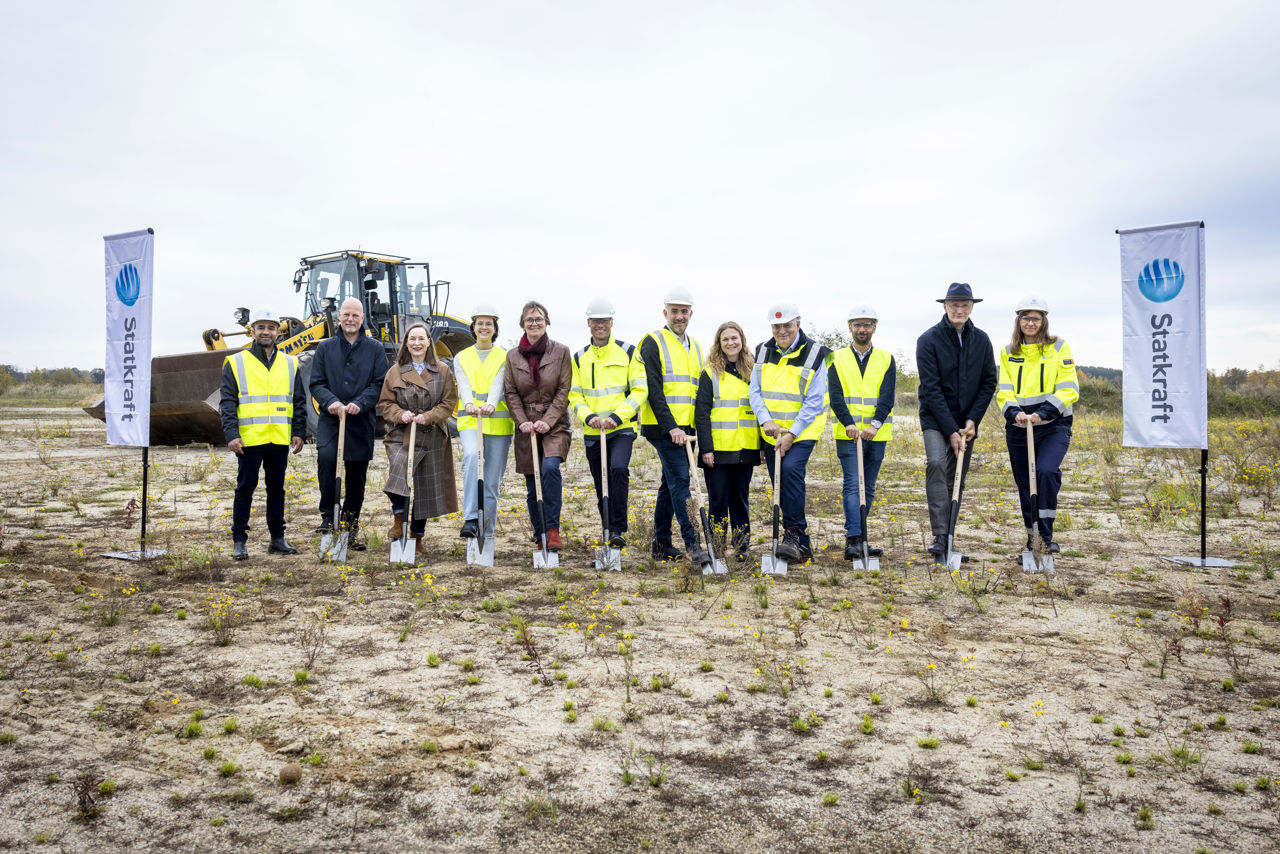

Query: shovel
852 434 880 572
319 409 349 563
592 425 621 571
940 440 968 573
466 414 495 567
760 464 788 576
1021 419 1054 574
685 441 727 575
390 420 417 564
530 433 558 569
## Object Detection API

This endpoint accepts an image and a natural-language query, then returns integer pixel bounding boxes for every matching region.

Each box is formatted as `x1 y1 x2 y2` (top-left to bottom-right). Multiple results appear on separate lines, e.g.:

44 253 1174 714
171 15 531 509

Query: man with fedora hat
916 283 997 559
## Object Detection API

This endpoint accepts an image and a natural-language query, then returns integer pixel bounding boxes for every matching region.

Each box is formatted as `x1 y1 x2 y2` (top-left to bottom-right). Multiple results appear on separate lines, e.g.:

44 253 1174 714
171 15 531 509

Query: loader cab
297 251 411 343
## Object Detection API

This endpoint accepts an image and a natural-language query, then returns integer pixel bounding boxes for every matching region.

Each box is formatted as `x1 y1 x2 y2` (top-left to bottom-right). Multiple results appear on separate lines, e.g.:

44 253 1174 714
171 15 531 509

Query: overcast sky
2 1 1277 374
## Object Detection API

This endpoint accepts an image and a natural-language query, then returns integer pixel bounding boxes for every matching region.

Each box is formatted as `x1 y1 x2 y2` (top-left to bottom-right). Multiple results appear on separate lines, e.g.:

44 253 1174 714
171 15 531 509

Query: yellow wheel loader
85 250 475 446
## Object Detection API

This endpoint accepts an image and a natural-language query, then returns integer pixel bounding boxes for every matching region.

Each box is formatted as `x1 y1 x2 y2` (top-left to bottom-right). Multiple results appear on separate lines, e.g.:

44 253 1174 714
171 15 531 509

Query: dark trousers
761 440 816 549
317 450 369 528
1006 420 1072 542
523 441 563 537
586 430 635 534
233 443 289 541
389 494 426 536
702 463 753 549
923 429 974 540
651 435 697 548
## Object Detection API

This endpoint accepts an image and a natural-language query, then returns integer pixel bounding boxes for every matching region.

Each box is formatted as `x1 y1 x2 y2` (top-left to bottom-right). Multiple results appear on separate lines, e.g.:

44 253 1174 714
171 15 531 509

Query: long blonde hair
706 321 754 377
1008 312 1057 356
394 322 440 367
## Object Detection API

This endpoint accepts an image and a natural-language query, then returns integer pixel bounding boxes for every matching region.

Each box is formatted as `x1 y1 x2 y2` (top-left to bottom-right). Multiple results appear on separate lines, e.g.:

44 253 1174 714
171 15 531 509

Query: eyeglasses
1019 315 1044 324
524 316 546 325
851 322 875 329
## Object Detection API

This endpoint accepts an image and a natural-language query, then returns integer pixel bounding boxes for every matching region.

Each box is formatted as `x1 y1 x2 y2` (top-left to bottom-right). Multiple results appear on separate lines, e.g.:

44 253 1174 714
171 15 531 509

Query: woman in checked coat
379 322 459 557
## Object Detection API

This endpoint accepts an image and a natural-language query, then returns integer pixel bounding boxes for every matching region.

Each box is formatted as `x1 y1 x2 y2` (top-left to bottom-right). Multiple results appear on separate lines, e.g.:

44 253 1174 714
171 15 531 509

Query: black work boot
232 540 249 561
268 537 298 555
313 516 333 534
651 542 685 562
844 535 863 561
774 531 802 563
460 519 479 539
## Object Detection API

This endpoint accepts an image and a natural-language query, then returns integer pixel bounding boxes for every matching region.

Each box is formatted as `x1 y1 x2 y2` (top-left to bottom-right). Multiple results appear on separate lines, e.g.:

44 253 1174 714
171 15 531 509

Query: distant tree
90 367 105 384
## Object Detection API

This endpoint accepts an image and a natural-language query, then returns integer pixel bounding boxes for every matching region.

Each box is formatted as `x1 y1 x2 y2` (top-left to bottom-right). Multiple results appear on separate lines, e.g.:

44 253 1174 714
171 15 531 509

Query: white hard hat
1015 296 1050 314
664 287 694 307
249 307 281 327
848 305 878 322
585 298 615 319
766 302 800 324
470 302 500 320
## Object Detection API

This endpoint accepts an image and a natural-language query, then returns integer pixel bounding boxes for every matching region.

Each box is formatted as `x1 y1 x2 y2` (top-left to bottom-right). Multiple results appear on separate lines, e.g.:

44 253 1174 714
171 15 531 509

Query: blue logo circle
1137 258 1184 303
115 264 141 306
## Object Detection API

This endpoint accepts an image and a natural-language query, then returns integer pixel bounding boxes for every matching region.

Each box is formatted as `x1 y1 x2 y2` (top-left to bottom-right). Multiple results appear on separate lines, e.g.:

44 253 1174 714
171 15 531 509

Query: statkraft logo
115 263 141 306
1137 258 1184 303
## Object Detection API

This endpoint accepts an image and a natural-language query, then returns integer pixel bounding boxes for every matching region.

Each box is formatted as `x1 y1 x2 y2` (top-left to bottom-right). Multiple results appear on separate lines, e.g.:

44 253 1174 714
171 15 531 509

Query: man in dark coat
309 297 389 549
916 282 998 559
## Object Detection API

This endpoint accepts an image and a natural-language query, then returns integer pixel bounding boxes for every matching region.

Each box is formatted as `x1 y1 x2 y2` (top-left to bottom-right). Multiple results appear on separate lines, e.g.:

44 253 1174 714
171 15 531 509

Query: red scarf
518 333 548 385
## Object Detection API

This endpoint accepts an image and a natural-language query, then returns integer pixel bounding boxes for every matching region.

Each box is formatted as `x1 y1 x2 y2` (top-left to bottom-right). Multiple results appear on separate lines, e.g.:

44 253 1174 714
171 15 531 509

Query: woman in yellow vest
997 296 1078 554
454 304 514 543
379 323 459 557
695 321 759 561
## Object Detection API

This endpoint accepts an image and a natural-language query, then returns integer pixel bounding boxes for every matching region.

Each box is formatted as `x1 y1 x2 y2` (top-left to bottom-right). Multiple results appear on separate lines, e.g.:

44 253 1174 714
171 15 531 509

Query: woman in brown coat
504 300 572 550
379 322 458 556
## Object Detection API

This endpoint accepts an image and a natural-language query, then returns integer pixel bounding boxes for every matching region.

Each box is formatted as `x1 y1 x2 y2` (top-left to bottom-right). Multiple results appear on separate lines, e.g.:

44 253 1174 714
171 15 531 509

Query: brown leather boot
546 528 563 551
413 534 428 559
389 512 404 541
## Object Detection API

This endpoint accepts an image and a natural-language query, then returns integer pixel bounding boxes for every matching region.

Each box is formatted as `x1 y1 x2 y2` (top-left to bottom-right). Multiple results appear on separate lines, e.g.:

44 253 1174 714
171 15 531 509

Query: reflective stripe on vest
570 339 645 436
997 341 1078 417
831 346 893 441
640 328 703 428
227 350 296 446
454 346 514 435
707 369 760 452
757 342 827 444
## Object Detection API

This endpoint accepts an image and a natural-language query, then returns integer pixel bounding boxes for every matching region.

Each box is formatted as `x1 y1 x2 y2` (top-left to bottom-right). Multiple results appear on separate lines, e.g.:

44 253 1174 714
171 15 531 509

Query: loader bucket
83 349 233 446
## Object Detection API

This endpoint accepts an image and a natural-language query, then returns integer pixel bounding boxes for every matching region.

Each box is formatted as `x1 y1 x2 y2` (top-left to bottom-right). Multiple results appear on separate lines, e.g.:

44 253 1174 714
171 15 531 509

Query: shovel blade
702 558 729 576
532 549 559 569
593 547 621 571
390 535 415 565
1022 550 1054 574
945 551 962 573
467 538 495 567
320 532 348 563
852 556 880 572
760 554 788 576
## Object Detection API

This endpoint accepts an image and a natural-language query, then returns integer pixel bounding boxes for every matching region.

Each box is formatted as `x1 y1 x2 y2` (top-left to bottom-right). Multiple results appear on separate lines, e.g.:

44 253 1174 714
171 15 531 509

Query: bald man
309 297 389 549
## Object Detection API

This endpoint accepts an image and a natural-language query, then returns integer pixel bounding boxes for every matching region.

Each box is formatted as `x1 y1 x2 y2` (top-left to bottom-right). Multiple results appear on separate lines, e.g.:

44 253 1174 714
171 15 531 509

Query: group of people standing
219 282 1079 567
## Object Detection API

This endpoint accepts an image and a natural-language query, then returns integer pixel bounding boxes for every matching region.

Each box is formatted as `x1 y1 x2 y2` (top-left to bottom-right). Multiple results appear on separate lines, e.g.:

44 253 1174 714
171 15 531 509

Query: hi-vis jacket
997 338 1079 422
829 346 895 441
219 342 307 446
638 326 704 435
701 365 760 453
749 331 830 444
569 337 648 437
453 345 514 436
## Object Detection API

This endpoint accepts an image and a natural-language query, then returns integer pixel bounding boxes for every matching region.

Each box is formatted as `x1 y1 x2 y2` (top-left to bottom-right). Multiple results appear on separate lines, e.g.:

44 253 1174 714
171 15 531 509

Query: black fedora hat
937 282 982 303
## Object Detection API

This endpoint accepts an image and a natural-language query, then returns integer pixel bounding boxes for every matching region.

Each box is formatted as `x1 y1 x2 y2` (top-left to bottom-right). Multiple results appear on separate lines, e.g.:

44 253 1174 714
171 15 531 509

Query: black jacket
694 361 760 467
309 334 389 461
915 315 997 436
219 342 308 445
638 328 697 442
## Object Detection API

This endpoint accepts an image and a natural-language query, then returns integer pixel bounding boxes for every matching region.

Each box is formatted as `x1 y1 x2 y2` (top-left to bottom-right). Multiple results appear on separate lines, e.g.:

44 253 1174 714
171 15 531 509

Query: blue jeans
524 454 563 537
836 439 887 537
650 435 698 548
459 430 512 539
760 439 816 548
1006 420 1072 542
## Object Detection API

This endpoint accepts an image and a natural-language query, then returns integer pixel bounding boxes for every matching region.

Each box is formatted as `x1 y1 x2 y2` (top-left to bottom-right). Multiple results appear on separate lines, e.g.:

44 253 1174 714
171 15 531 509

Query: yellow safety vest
639 327 703 428
227 349 296 446
756 342 828 444
997 338 1079 418
830 346 893 441
569 338 648 436
706 367 759 452
453 345 514 436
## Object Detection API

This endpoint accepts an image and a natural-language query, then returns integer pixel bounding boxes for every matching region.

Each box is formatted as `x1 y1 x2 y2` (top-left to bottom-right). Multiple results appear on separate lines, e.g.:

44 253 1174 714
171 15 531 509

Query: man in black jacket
309 297 389 549
915 283 997 559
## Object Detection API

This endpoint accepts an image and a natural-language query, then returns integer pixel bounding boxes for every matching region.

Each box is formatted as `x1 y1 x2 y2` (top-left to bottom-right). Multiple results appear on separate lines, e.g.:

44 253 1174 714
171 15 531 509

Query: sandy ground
0 405 1278 853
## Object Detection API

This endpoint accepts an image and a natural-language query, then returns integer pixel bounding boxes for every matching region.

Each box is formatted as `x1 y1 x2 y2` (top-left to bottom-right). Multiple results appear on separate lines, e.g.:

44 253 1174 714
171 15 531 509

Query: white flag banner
1118 220 1207 449
103 228 154 447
